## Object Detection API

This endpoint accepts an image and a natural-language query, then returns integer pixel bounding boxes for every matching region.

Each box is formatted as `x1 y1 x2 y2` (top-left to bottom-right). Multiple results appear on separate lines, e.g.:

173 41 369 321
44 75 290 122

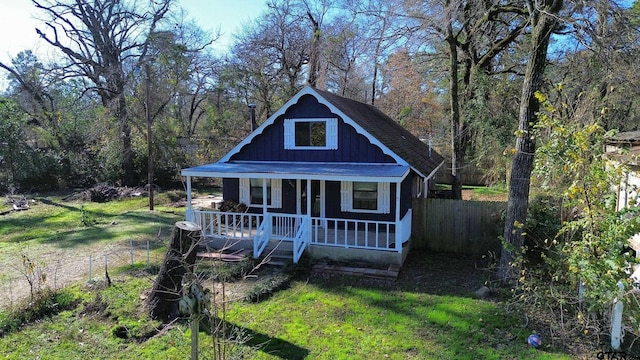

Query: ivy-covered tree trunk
446 18 463 200
498 0 563 281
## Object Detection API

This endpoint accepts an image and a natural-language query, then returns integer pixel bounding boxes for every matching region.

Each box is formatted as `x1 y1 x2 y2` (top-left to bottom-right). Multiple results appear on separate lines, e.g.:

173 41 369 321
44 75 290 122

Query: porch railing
398 209 412 249
254 213 271 259
194 210 264 240
293 216 311 263
192 210 407 254
254 213 310 262
310 217 398 251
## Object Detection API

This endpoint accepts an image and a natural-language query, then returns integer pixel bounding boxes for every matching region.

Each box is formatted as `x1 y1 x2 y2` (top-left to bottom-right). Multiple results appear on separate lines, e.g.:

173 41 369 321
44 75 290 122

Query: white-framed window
239 178 282 208
413 176 424 198
284 118 338 150
340 181 390 214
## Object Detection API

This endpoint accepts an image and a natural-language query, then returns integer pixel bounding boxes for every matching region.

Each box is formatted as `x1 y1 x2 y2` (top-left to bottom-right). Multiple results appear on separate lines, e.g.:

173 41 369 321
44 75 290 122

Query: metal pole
146 62 154 211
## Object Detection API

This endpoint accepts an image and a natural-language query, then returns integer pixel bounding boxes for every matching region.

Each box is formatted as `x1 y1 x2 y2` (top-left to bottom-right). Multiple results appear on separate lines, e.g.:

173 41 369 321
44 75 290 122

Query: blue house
181 86 444 266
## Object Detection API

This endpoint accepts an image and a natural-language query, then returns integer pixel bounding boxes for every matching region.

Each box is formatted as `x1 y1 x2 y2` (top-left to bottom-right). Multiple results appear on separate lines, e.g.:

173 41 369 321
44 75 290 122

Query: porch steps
196 241 293 268
260 246 294 268
312 262 401 280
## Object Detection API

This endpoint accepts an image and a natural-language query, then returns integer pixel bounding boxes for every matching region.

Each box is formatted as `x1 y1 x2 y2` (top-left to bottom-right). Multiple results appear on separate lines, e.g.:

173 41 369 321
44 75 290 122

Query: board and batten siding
412 198 506 258
230 95 395 164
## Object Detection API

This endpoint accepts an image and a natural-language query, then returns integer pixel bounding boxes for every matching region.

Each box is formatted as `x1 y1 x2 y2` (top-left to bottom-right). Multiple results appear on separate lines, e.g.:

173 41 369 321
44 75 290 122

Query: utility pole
146 62 154 211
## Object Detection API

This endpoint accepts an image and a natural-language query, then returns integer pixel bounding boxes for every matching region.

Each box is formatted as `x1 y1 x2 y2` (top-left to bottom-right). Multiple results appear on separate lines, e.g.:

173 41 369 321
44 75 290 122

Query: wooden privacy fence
412 198 506 258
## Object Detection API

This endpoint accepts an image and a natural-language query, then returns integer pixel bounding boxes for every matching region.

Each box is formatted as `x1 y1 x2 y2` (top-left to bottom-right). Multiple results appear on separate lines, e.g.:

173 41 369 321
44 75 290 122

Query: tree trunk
446 19 463 200
498 0 563 281
148 221 201 320
306 11 320 88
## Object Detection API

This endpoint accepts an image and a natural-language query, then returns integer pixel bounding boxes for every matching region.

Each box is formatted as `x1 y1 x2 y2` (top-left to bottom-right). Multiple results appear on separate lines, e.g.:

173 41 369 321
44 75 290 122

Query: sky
0 0 268 65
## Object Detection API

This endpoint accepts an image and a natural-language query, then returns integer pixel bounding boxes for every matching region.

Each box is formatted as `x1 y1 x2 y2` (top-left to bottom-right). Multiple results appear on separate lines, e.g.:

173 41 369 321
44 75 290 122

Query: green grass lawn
0 263 573 359
0 191 583 359
0 193 182 246
0 191 184 308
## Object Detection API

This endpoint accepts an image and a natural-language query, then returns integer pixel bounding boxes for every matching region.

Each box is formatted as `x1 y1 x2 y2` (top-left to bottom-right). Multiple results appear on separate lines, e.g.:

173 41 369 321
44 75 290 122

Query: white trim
341 181 391 214
239 177 282 208
379 182 390 213
284 119 295 149
340 181 351 211
272 178 282 208
239 178 250 204
327 118 338 149
217 86 442 180
183 161 410 183
296 179 302 215
284 118 338 150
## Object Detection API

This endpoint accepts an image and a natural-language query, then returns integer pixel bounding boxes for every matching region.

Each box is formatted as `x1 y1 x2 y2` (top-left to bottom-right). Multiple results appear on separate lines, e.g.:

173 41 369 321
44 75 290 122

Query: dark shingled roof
312 87 444 178
605 130 640 145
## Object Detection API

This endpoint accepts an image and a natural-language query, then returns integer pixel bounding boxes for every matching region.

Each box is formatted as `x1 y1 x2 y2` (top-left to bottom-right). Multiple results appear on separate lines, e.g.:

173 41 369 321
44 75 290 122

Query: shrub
0 288 78 337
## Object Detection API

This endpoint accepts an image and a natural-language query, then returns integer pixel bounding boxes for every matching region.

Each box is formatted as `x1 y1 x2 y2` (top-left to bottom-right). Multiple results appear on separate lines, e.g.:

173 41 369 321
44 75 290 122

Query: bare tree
322 16 370 99
32 0 171 186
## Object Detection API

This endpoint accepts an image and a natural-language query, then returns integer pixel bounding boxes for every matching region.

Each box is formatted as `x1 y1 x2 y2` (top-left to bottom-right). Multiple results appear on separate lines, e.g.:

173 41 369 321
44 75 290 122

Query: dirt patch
308 249 492 297
0 241 166 309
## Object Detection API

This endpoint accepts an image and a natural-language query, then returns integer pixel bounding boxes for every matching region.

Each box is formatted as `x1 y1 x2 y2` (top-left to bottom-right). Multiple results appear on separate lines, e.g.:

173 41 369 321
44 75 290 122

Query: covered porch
181 161 414 265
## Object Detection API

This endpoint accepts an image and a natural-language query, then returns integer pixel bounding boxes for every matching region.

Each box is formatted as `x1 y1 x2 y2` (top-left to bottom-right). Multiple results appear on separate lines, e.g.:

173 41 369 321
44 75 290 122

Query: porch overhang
181 161 411 183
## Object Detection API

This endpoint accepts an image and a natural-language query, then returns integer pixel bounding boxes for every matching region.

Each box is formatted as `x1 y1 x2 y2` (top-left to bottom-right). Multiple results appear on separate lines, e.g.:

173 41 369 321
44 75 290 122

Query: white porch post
306 179 311 217
262 179 268 214
395 181 402 252
296 179 302 215
186 176 193 222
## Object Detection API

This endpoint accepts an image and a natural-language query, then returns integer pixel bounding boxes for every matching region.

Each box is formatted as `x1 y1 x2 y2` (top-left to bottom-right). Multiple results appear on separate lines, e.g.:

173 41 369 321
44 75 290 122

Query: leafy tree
515 88 640 346
499 0 564 281
0 98 58 191
0 51 56 134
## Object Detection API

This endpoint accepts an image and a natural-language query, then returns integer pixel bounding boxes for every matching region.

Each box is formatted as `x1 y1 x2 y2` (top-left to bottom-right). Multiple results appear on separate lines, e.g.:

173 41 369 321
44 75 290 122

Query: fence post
611 282 624 351
578 278 584 303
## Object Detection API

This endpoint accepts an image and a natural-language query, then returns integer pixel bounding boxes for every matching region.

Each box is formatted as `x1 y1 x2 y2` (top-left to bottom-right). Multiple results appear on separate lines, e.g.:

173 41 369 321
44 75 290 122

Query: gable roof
311 87 444 179
216 86 444 179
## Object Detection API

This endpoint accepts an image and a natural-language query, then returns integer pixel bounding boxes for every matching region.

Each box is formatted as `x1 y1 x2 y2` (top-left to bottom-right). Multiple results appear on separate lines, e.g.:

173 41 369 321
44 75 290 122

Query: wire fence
0 238 168 309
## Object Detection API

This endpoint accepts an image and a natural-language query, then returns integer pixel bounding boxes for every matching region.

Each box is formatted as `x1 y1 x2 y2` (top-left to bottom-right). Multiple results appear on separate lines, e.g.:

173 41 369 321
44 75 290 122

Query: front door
299 180 322 217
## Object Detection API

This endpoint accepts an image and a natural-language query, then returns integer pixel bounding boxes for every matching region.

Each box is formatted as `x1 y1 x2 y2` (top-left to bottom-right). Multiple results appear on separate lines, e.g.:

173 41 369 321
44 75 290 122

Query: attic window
284 118 338 150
